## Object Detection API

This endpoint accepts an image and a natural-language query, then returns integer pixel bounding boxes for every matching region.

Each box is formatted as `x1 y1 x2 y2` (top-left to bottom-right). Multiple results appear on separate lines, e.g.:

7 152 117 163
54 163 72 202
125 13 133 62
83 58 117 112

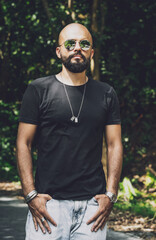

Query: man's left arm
86 124 123 232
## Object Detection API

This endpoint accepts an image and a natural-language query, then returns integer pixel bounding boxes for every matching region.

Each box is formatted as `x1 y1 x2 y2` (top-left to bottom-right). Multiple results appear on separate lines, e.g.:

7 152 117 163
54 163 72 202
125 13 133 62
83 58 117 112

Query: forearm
106 143 123 195
16 143 35 196
16 141 56 233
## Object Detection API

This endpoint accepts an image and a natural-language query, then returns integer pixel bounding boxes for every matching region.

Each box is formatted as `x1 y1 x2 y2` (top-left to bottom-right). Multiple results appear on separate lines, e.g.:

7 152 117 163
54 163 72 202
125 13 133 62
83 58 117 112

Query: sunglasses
60 39 91 51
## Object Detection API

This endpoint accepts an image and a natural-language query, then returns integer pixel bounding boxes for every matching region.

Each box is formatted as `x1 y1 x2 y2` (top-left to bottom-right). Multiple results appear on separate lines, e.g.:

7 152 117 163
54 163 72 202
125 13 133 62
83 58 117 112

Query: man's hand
28 193 57 234
86 194 113 232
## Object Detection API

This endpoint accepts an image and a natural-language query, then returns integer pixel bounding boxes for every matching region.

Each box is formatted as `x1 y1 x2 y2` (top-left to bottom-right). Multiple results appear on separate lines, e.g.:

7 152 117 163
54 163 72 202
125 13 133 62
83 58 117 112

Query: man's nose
74 41 81 51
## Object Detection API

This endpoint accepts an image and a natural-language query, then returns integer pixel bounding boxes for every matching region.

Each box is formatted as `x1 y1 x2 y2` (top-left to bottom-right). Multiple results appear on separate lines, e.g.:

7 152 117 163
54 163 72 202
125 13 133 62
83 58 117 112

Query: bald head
58 23 93 46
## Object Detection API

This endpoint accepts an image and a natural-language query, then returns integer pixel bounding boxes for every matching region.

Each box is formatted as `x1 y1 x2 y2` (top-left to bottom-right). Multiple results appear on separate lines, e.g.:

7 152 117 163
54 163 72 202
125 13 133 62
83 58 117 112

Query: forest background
0 0 156 229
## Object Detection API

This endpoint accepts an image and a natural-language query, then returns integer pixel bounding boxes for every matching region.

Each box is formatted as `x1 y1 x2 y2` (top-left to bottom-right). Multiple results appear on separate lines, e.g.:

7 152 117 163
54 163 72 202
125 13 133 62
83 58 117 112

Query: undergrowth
115 170 156 218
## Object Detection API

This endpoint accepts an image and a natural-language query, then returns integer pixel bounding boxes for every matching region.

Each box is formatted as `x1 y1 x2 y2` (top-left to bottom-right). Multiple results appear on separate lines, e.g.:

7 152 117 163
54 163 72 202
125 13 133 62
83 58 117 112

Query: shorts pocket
93 197 99 204
88 197 99 206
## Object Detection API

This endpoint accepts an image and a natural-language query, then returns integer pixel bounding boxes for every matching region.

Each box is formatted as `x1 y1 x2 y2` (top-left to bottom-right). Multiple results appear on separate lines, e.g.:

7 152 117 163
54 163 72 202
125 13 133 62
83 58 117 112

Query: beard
60 52 90 73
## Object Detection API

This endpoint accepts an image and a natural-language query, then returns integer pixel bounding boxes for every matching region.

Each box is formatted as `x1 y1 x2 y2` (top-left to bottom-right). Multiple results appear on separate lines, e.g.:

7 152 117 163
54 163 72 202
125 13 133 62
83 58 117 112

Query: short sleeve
19 84 40 125
105 87 121 125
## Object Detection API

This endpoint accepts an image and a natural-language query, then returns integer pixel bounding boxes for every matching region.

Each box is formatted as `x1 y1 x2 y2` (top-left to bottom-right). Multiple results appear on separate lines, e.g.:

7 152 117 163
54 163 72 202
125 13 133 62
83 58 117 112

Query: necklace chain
62 76 87 123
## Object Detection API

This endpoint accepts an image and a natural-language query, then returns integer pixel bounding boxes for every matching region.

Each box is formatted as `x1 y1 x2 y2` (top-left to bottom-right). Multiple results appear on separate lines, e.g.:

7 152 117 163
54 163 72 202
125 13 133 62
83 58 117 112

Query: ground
0 182 155 240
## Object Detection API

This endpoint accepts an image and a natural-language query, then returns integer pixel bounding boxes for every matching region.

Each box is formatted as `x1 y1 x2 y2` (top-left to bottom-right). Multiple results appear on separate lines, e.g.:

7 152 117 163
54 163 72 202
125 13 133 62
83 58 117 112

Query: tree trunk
91 0 100 81
91 0 108 176
41 0 52 20
41 0 58 41
68 0 76 21
100 0 107 177
0 32 11 101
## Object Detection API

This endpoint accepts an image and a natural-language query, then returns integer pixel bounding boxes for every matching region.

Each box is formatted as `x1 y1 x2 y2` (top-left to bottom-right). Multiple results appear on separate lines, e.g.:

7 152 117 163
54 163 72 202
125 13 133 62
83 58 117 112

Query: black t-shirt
19 75 121 200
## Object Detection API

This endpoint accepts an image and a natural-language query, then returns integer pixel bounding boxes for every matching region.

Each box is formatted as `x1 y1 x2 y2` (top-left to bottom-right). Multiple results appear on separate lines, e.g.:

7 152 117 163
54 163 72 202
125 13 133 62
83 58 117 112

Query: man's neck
56 67 87 86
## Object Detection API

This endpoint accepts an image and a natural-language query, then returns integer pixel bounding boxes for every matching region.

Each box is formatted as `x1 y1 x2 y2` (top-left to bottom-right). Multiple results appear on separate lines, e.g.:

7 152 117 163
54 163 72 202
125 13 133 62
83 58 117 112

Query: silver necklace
62 77 87 123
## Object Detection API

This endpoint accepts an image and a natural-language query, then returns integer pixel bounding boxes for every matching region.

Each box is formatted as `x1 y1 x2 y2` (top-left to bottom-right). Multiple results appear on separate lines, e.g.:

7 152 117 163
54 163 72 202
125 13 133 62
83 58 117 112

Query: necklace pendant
63 78 86 125
74 117 78 123
71 116 75 122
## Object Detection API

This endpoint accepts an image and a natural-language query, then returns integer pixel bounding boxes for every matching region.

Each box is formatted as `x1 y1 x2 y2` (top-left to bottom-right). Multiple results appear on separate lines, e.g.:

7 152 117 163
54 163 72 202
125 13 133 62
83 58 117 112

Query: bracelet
25 190 38 203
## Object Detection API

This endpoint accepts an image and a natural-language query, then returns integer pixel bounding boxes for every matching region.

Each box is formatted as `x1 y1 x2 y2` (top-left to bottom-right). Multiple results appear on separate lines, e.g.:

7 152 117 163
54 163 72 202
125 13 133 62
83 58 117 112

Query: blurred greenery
116 173 156 218
0 0 155 217
0 101 20 180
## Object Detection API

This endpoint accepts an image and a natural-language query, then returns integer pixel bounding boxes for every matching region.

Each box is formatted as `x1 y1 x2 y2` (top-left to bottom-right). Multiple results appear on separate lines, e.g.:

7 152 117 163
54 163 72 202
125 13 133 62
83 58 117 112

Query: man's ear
90 48 94 59
56 47 61 59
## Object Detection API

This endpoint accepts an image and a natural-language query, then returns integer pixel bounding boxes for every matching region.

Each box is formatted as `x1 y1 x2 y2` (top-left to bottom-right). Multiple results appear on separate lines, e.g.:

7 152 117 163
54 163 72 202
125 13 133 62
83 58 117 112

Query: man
16 23 123 240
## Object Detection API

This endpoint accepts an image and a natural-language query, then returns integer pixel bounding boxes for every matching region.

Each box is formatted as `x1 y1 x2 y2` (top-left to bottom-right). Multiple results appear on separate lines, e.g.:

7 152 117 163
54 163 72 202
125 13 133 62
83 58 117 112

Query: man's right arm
16 122 57 234
16 122 37 195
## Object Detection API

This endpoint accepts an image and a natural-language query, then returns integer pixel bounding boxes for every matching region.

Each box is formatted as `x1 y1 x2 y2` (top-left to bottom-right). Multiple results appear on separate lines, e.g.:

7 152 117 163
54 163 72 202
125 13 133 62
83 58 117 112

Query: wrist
22 183 36 197
105 191 117 203
25 189 38 203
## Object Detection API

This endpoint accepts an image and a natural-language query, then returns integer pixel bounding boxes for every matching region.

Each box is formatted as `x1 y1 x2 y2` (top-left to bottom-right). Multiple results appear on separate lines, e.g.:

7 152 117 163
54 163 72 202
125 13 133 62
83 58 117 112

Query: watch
105 191 117 203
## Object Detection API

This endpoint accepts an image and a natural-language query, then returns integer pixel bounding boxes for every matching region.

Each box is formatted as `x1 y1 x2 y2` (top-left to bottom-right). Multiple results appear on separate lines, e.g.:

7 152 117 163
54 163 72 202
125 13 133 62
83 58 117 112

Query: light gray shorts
25 197 107 240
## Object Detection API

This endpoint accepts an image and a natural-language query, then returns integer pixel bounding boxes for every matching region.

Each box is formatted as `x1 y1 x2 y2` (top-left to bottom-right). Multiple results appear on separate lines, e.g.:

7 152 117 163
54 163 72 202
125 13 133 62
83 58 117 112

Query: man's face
56 25 94 73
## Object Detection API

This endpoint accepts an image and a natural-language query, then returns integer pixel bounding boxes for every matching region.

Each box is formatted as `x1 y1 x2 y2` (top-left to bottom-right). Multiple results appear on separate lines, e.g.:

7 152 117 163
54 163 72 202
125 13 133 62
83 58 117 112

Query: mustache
68 52 86 61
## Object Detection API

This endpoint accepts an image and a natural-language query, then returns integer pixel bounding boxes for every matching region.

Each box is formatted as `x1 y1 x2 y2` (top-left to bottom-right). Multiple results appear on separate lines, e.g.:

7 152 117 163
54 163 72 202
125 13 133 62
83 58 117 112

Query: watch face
105 192 117 203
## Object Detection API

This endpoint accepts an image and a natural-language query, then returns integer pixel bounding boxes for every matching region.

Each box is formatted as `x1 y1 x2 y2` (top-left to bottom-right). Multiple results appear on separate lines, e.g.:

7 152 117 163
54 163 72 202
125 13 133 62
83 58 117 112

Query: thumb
94 195 98 201
43 194 52 201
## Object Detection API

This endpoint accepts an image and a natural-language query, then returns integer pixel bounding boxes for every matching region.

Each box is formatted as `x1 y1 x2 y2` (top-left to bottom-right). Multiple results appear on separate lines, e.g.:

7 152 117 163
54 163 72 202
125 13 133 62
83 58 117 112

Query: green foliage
116 176 156 218
0 101 20 181
118 177 141 201
143 170 156 190
115 200 156 218
101 1 156 171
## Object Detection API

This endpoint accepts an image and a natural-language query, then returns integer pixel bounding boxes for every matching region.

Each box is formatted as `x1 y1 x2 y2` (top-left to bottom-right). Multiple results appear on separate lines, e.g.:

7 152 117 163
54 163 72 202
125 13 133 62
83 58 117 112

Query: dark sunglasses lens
80 40 90 50
64 40 76 50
